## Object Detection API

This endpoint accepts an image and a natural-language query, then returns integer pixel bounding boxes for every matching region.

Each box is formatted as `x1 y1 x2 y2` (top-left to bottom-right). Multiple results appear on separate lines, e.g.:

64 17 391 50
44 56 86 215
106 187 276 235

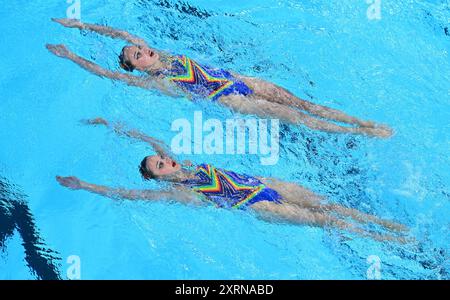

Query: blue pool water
0 0 449 279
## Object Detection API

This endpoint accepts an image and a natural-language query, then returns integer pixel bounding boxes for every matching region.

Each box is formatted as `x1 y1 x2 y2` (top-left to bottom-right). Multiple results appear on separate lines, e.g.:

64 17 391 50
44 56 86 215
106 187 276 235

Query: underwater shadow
0 176 61 280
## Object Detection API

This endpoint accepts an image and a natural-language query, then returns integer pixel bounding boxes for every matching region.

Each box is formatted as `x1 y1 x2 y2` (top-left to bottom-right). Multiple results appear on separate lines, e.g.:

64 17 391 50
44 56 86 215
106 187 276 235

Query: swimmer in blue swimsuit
181 163 283 210
56 118 410 243
47 18 392 138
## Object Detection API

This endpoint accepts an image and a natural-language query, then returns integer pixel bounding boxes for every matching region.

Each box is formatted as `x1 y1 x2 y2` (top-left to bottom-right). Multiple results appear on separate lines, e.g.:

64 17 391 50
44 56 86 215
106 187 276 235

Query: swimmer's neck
163 167 197 183
144 51 175 75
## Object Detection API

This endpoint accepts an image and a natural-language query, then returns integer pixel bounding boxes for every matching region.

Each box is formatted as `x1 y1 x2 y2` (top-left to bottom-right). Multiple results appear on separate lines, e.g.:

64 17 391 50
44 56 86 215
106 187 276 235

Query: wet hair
139 156 155 180
119 47 135 72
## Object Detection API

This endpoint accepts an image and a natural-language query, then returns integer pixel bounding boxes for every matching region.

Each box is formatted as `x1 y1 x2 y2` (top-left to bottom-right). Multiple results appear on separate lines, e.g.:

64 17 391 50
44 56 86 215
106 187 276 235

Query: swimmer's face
146 155 181 177
123 45 160 71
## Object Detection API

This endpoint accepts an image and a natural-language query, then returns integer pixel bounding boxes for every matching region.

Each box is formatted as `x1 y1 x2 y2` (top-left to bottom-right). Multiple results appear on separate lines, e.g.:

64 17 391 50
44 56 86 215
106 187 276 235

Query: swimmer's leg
251 201 408 244
265 179 325 207
259 178 324 203
327 216 409 244
218 95 392 138
269 182 408 232
319 204 409 233
237 75 380 128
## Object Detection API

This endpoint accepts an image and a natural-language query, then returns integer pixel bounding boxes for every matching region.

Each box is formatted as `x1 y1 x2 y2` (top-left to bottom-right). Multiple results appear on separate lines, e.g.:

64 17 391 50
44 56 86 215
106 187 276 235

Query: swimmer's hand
46 44 72 58
51 18 84 29
81 117 109 127
56 176 83 190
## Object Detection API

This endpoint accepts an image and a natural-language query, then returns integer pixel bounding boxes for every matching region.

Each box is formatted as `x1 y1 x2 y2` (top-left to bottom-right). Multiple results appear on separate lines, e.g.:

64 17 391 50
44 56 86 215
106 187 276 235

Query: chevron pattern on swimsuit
193 164 265 209
169 56 234 100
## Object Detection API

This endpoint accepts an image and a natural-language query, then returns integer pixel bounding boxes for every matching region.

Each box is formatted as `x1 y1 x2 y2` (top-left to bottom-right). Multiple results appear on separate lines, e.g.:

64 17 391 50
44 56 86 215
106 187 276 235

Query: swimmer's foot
359 125 393 138
381 220 409 233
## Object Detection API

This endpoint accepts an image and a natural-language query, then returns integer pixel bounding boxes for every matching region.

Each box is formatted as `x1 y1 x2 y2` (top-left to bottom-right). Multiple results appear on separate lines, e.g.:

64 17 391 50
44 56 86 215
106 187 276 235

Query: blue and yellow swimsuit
182 164 283 209
165 55 253 101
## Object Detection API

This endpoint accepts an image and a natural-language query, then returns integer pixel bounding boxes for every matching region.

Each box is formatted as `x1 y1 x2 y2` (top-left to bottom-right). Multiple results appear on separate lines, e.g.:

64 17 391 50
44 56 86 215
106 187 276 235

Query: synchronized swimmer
48 18 407 244
56 118 409 243
47 18 393 138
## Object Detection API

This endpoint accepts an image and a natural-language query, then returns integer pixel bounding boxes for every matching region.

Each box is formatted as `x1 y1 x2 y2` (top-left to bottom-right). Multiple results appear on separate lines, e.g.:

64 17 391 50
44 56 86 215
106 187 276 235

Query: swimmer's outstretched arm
46 44 175 95
46 44 148 87
56 176 202 205
51 18 147 46
82 117 172 158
